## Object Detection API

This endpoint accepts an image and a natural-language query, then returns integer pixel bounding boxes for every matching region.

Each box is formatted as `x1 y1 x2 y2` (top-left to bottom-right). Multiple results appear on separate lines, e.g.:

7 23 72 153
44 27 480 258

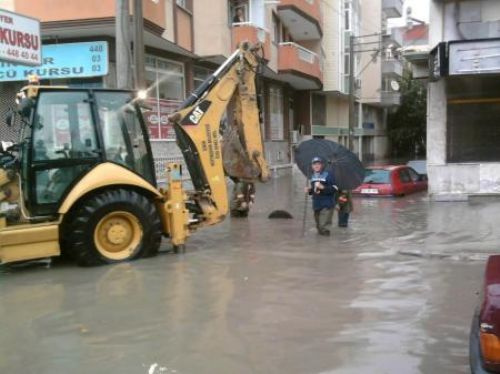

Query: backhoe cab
0 42 269 266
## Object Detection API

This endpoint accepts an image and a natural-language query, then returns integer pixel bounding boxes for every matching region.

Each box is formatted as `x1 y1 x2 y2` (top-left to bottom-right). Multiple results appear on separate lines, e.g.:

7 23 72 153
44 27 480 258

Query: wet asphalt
0 171 494 374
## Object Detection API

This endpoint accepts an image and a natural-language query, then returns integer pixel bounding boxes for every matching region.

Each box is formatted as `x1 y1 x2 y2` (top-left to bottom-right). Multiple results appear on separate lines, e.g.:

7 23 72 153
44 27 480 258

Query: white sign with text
0 9 40 65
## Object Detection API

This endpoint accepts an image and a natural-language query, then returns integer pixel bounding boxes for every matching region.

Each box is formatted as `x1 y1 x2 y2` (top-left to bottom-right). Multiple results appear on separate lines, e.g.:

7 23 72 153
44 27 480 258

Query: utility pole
348 34 355 152
133 0 146 90
348 33 382 153
116 0 132 89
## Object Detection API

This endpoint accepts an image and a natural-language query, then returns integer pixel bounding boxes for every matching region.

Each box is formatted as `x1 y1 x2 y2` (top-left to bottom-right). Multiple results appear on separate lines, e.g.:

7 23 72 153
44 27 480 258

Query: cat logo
180 100 212 126
189 106 205 124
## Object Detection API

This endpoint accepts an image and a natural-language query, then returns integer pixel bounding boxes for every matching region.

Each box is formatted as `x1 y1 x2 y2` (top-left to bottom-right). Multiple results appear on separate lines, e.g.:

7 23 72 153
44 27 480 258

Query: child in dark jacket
305 157 338 236
337 190 353 227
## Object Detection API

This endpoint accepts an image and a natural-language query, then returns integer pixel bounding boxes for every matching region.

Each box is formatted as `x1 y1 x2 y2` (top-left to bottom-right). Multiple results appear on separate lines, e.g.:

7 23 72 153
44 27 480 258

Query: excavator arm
167 42 269 234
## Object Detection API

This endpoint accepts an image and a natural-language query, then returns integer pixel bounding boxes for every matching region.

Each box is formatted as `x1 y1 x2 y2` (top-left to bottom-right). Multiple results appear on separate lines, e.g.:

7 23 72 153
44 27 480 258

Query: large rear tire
63 189 162 266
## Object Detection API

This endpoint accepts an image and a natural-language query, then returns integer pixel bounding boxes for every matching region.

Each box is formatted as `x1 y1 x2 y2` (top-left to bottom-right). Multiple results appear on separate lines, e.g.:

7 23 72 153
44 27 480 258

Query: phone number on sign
3 48 39 61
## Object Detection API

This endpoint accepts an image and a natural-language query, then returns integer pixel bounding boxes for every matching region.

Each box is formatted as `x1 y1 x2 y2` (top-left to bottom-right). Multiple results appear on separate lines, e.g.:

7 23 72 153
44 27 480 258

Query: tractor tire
63 189 162 266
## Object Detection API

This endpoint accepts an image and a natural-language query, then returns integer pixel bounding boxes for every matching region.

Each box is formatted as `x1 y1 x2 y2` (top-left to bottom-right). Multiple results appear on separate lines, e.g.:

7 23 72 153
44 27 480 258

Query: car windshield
363 169 390 184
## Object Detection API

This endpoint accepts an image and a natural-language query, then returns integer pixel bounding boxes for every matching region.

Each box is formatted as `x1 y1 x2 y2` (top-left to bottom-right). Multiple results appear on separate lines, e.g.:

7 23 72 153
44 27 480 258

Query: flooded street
0 172 494 374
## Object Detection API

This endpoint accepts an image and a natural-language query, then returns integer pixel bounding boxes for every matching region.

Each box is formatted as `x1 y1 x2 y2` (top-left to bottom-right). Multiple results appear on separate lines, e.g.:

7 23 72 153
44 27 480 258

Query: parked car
407 160 427 176
470 255 500 373
352 165 428 196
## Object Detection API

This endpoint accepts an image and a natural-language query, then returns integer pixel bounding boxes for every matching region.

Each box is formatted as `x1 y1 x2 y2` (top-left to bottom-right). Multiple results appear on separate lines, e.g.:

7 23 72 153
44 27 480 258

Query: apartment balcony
382 0 403 19
380 91 401 107
277 0 322 41
231 23 271 60
382 59 403 77
278 42 322 90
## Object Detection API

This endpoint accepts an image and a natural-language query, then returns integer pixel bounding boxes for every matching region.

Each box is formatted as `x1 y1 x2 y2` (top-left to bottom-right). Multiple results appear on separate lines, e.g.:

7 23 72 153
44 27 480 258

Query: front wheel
63 189 162 266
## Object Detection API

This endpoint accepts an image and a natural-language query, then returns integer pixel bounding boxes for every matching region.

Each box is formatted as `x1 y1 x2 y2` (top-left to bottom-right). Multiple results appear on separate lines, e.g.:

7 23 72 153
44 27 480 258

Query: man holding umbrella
305 157 338 236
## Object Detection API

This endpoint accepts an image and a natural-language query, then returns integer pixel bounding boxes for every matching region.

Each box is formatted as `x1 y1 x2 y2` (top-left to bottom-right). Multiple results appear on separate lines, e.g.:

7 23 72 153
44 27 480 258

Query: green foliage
387 70 427 158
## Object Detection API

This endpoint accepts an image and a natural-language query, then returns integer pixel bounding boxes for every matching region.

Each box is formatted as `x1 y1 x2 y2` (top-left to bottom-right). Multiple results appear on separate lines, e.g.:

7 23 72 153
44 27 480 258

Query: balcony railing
380 91 401 107
280 42 318 63
382 59 403 77
278 42 322 89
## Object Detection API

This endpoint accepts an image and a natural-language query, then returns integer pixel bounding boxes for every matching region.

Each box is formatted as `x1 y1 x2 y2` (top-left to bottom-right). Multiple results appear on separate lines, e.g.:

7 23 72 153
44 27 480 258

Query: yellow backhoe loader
0 42 269 266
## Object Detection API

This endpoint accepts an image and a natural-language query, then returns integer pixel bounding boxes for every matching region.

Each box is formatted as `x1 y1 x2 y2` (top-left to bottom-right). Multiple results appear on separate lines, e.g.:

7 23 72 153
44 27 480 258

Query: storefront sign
0 9 40 65
0 41 108 82
429 42 448 82
143 98 181 140
449 39 500 76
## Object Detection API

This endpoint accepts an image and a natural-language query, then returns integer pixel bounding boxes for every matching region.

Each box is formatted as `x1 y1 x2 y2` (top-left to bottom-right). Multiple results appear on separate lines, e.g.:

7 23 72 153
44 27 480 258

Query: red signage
143 98 181 140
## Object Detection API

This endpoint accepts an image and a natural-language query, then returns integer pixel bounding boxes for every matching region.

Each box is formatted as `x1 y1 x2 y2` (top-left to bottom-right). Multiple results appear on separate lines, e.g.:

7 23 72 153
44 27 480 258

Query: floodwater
0 171 495 374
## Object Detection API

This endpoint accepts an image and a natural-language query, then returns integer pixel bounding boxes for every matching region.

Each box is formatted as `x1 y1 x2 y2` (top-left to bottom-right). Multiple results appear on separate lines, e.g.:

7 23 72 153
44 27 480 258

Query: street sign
0 41 108 82
0 9 41 66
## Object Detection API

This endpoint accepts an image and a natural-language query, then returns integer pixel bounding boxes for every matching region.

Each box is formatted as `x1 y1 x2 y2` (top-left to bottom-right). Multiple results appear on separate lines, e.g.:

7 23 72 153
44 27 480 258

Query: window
364 169 390 184
193 66 213 90
344 1 351 31
344 53 350 75
269 85 284 141
31 91 100 206
230 0 249 24
176 0 192 11
407 168 419 182
273 13 281 43
144 55 185 140
33 92 97 161
399 169 411 183
96 92 154 184
312 94 326 126
447 102 500 162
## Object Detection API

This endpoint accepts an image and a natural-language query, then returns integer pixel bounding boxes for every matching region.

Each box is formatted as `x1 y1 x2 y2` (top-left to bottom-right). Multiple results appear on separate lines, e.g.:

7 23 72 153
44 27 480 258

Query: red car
470 255 500 373
352 165 428 197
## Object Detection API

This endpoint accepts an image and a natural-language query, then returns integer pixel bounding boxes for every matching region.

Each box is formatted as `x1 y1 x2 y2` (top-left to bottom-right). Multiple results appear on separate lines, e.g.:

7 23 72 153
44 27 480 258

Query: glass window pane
399 170 411 183
33 91 97 161
269 85 283 141
145 56 156 68
36 164 93 204
158 73 184 100
364 169 390 184
157 59 183 74
96 92 154 183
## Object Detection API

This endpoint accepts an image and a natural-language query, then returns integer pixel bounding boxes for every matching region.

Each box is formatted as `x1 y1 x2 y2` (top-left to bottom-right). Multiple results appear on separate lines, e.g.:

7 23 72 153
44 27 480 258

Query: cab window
95 92 155 184
32 91 97 161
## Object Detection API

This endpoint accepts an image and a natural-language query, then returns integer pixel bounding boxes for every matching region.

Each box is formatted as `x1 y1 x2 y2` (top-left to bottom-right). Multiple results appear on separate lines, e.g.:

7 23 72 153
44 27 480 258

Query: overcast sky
388 0 430 28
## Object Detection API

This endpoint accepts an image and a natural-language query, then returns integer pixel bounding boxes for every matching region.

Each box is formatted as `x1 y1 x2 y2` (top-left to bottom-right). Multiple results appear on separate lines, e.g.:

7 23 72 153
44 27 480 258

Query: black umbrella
294 138 364 190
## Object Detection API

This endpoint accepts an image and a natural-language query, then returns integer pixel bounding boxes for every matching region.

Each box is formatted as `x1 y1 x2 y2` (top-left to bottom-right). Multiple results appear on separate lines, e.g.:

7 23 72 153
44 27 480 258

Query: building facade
427 0 500 200
193 0 323 175
304 0 403 163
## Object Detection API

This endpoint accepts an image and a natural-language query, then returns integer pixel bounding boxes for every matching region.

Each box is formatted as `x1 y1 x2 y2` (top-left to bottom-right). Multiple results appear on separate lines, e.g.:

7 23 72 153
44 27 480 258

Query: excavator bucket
222 124 262 181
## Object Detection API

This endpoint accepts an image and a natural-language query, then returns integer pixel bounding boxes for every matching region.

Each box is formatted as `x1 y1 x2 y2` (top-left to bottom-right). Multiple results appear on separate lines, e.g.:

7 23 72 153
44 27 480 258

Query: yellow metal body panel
0 222 60 263
158 163 190 246
58 163 162 214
